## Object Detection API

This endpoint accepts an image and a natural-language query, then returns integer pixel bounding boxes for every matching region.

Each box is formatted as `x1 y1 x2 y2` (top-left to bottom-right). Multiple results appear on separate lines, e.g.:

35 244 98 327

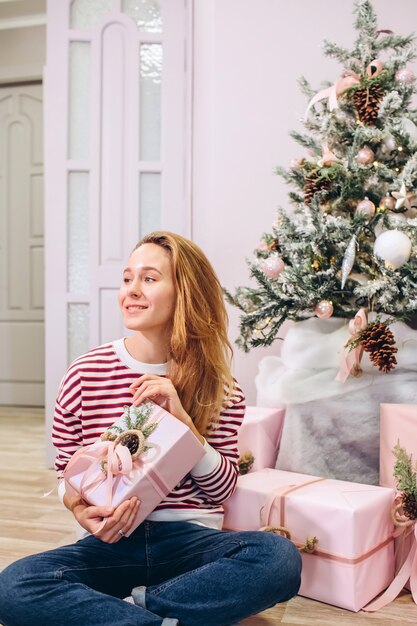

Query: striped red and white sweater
52 339 246 530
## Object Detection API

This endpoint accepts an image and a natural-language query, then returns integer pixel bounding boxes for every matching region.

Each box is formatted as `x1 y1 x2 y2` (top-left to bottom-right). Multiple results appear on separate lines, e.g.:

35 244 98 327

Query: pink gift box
380 403 417 489
238 406 284 471
223 468 395 612
65 402 205 536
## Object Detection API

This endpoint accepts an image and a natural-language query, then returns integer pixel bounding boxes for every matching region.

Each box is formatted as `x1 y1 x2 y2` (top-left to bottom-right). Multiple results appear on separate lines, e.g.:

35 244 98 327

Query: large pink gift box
65 402 205 536
238 406 285 471
223 468 395 612
380 403 417 489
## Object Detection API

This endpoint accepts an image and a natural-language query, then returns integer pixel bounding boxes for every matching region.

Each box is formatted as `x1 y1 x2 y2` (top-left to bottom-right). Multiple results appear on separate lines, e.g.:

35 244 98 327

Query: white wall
191 0 417 404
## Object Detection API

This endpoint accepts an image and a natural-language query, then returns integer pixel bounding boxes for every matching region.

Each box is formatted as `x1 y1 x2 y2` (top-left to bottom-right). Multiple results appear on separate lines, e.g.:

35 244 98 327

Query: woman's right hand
67 495 141 543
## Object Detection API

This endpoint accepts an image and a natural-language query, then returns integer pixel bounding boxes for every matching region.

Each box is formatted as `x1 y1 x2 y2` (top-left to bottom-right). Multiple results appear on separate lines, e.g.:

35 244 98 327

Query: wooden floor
1 407 416 625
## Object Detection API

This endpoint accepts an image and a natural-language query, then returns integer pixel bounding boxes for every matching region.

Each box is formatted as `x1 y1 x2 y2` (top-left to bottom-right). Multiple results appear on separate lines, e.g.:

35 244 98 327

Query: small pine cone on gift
360 321 398 373
118 431 142 455
304 172 331 205
351 83 385 125
401 492 417 520
238 451 255 475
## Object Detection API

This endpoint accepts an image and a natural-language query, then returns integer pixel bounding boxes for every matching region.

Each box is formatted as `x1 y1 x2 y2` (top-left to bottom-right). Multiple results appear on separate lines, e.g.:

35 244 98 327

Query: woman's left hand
129 375 205 445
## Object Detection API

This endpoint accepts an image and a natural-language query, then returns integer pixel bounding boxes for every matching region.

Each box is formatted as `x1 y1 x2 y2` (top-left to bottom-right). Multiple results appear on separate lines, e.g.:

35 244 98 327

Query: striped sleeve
51 367 83 474
190 381 246 504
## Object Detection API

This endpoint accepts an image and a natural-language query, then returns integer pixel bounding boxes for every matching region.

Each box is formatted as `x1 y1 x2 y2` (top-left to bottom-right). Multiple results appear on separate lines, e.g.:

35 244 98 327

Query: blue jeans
0 521 301 626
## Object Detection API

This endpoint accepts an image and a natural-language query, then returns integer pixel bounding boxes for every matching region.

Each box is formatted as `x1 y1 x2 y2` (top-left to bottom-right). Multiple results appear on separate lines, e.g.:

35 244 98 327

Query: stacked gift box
223 467 395 611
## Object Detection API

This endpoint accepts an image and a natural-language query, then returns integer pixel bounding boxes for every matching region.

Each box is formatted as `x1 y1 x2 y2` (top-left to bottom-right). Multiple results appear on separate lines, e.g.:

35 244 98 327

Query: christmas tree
227 0 417 373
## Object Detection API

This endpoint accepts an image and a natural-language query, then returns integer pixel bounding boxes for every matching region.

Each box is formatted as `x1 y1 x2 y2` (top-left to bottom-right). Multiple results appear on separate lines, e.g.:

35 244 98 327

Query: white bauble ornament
379 134 396 156
315 300 334 319
400 117 417 142
356 198 375 218
373 230 412 269
396 68 416 84
260 256 285 279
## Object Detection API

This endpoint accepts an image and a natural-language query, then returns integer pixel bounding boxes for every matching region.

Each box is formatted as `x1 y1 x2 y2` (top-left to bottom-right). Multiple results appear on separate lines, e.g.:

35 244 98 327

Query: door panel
0 83 44 406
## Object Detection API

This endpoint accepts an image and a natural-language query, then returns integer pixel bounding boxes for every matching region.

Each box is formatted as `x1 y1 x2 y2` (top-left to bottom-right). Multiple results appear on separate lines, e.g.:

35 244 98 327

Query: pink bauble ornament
396 68 416 84
356 198 376 217
366 59 384 78
335 73 360 95
355 146 375 165
315 300 334 319
256 241 269 251
260 256 285 279
379 194 396 211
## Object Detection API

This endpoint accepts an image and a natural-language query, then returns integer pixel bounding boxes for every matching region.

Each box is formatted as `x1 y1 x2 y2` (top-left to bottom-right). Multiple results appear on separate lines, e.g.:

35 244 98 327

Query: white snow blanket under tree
256 317 417 485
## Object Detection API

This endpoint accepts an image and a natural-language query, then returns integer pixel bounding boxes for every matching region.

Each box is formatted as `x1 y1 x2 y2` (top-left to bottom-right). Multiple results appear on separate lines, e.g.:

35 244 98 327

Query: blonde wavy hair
134 231 234 434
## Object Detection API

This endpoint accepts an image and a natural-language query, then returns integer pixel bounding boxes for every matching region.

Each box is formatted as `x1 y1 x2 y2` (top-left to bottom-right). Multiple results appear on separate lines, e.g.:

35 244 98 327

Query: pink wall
191 0 417 404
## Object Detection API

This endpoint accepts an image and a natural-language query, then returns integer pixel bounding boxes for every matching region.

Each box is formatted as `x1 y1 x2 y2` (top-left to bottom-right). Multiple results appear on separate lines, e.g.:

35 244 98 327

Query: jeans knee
0 560 23 616
251 532 302 600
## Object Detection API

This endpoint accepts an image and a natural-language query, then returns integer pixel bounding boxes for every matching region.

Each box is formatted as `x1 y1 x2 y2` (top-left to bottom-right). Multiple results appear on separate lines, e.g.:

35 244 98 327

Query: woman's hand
129 374 205 445
66 493 141 543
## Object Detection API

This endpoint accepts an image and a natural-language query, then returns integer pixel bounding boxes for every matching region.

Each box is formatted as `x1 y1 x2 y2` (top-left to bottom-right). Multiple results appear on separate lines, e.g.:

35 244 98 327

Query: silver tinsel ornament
341 235 357 289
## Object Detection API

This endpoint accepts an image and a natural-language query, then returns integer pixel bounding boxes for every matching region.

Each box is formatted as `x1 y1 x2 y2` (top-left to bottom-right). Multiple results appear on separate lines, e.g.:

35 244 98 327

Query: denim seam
149 539 247 568
150 540 248 596
56 563 144 578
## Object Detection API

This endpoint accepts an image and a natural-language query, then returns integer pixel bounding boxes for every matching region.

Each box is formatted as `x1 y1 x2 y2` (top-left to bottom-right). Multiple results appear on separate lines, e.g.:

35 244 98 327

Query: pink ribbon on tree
335 308 368 383
304 71 360 120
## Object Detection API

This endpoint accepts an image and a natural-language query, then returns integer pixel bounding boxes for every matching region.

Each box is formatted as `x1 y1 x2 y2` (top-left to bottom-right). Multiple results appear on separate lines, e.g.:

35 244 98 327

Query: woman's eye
144 276 155 283
123 277 132 284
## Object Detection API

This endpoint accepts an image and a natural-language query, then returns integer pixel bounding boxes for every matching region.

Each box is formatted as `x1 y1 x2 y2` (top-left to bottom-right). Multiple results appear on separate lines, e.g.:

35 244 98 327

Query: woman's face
119 243 176 336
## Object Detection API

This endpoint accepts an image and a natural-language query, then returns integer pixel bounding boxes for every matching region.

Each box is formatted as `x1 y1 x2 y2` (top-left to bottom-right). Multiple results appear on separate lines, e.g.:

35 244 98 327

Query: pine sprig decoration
108 403 157 439
101 402 157 457
359 320 398 372
393 442 417 520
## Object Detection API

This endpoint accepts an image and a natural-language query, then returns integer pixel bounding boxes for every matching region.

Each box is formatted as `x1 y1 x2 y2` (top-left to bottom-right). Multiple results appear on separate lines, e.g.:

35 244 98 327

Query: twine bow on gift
335 308 368 383
260 525 318 554
363 499 417 611
304 71 360 119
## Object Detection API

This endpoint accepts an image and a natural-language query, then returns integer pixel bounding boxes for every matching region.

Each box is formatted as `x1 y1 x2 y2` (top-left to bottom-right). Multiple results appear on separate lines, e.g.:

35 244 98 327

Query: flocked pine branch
227 0 417 354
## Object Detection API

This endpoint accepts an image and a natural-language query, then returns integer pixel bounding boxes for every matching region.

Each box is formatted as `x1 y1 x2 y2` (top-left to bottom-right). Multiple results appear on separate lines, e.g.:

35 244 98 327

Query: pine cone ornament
304 172 331 205
360 321 398 372
351 84 385 125
117 431 142 455
238 451 255 475
401 492 417 520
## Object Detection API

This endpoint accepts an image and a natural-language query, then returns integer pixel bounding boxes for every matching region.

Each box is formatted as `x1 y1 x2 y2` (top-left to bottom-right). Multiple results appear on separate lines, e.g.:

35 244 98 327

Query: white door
0 83 44 406
44 0 191 463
